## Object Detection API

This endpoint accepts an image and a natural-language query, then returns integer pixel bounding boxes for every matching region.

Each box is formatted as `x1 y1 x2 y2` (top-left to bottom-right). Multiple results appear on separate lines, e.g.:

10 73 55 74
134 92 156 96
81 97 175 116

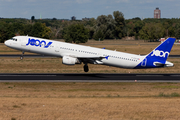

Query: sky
0 0 180 20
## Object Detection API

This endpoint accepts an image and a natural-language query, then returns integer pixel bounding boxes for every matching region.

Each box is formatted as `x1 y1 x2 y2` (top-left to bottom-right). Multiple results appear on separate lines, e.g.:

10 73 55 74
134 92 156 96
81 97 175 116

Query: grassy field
0 82 180 120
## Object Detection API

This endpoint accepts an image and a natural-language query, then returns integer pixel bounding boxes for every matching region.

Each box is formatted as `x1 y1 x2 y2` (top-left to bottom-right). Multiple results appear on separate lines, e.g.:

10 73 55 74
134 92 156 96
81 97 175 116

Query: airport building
154 7 161 19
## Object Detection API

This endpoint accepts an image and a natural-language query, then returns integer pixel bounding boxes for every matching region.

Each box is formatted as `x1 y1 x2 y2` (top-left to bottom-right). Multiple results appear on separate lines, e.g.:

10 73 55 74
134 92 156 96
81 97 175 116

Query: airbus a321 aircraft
4 36 176 72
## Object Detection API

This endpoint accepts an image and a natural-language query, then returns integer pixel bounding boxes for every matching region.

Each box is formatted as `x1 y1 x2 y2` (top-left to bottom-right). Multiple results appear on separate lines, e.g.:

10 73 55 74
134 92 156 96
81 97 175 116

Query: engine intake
62 56 80 65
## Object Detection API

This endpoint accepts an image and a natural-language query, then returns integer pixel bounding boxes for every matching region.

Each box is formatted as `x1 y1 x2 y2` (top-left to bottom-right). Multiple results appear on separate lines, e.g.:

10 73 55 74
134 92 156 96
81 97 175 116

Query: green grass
158 92 180 97
63 89 115 92
153 85 180 89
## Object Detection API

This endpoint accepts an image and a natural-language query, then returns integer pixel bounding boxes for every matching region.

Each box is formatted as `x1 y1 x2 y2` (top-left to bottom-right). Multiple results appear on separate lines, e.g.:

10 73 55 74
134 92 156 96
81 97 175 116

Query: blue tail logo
135 38 176 69
151 50 169 58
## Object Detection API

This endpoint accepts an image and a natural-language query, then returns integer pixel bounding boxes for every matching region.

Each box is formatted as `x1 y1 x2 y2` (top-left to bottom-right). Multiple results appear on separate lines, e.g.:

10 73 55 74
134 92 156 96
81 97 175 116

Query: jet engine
62 56 81 65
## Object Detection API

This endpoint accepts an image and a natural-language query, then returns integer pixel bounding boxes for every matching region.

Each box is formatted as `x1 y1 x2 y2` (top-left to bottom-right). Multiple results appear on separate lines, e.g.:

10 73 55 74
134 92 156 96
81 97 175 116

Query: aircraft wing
62 53 109 64
62 53 109 59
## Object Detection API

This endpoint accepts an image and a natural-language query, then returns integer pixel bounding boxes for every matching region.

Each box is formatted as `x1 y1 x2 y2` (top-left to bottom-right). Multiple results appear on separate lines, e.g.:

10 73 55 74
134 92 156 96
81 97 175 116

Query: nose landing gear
20 51 24 60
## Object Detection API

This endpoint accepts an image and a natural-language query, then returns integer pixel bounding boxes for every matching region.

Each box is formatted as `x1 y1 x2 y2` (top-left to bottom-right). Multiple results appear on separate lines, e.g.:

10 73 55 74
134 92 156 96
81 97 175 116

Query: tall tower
154 7 161 19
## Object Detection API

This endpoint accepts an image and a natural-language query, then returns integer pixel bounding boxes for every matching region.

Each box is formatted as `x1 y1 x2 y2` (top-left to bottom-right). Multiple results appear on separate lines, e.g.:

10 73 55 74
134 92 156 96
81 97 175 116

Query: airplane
4 36 176 72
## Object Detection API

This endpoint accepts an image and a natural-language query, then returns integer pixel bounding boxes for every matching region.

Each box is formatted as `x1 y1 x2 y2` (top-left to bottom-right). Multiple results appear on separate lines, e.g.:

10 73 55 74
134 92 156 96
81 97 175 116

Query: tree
52 18 57 20
63 24 89 43
175 23 180 39
23 24 33 36
93 14 116 40
0 22 9 42
85 25 95 39
134 20 144 39
0 22 25 42
139 23 165 41
93 30 104 40
125 21 135 37
168 26 175 37
11 22 24 35
31 22 51 39
113 11 125 39
132 17 141 21
31 16 35 22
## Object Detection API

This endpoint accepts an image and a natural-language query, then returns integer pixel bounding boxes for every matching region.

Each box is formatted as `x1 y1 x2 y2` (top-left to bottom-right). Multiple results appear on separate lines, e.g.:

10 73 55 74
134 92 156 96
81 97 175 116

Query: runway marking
136 75 163 76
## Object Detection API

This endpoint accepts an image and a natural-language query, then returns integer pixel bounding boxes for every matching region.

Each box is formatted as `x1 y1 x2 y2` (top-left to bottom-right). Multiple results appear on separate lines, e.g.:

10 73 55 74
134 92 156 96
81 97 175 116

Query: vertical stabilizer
135 38 176 68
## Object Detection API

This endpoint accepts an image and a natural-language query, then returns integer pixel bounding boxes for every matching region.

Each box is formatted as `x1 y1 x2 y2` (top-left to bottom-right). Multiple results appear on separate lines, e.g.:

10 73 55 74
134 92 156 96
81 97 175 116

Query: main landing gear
20 51 24 60
84 64 89 72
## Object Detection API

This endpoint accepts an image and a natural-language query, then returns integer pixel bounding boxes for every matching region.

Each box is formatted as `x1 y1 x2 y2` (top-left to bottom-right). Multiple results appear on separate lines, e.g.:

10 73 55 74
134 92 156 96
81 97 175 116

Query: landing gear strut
84 64 89 72
20 51 24 60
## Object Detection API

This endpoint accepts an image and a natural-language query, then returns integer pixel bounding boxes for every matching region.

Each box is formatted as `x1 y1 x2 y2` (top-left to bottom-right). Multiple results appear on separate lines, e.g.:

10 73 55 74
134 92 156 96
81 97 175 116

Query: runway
0 54 180 58
0 73 180 82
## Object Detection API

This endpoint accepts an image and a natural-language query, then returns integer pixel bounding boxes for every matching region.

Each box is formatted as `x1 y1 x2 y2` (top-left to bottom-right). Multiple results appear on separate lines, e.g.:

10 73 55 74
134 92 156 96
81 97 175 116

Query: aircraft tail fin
135 38 176 68
146 38 176 64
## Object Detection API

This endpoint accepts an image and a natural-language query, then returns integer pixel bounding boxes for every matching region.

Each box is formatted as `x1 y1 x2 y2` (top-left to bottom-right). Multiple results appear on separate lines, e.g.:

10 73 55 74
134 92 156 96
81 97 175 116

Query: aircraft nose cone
4 40 8 46
4 40 10 46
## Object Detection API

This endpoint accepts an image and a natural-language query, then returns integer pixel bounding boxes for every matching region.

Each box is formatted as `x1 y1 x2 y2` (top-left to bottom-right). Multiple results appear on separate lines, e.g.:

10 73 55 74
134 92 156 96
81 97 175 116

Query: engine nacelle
62 56 80 65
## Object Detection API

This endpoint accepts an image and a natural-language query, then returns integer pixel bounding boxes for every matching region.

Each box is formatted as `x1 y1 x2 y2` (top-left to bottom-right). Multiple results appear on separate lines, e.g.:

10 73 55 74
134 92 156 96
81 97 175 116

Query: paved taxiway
0 73 180 82
0 54 180 58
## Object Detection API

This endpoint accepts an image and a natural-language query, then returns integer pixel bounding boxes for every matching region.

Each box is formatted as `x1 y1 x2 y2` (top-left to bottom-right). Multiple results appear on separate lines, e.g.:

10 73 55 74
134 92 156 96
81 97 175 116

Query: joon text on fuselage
26 38 53 48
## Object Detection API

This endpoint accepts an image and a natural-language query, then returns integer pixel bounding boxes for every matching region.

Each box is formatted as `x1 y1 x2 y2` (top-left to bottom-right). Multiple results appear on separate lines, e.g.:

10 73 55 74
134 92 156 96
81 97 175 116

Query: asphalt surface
0 54 180 58
0 73 180 82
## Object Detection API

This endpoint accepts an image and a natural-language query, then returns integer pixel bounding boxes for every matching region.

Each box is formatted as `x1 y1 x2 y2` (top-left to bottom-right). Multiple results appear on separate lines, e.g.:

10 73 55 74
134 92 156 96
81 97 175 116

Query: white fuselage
5 36 146 69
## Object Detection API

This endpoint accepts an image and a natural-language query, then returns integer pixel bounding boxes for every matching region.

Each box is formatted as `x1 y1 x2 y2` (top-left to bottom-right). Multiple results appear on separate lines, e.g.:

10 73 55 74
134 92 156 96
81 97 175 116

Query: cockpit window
11 38 17 41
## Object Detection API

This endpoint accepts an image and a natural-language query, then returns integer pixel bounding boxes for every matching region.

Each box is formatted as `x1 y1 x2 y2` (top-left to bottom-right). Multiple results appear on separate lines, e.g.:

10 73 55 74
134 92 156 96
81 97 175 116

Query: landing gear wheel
84 64 89 72
20 56 23 60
